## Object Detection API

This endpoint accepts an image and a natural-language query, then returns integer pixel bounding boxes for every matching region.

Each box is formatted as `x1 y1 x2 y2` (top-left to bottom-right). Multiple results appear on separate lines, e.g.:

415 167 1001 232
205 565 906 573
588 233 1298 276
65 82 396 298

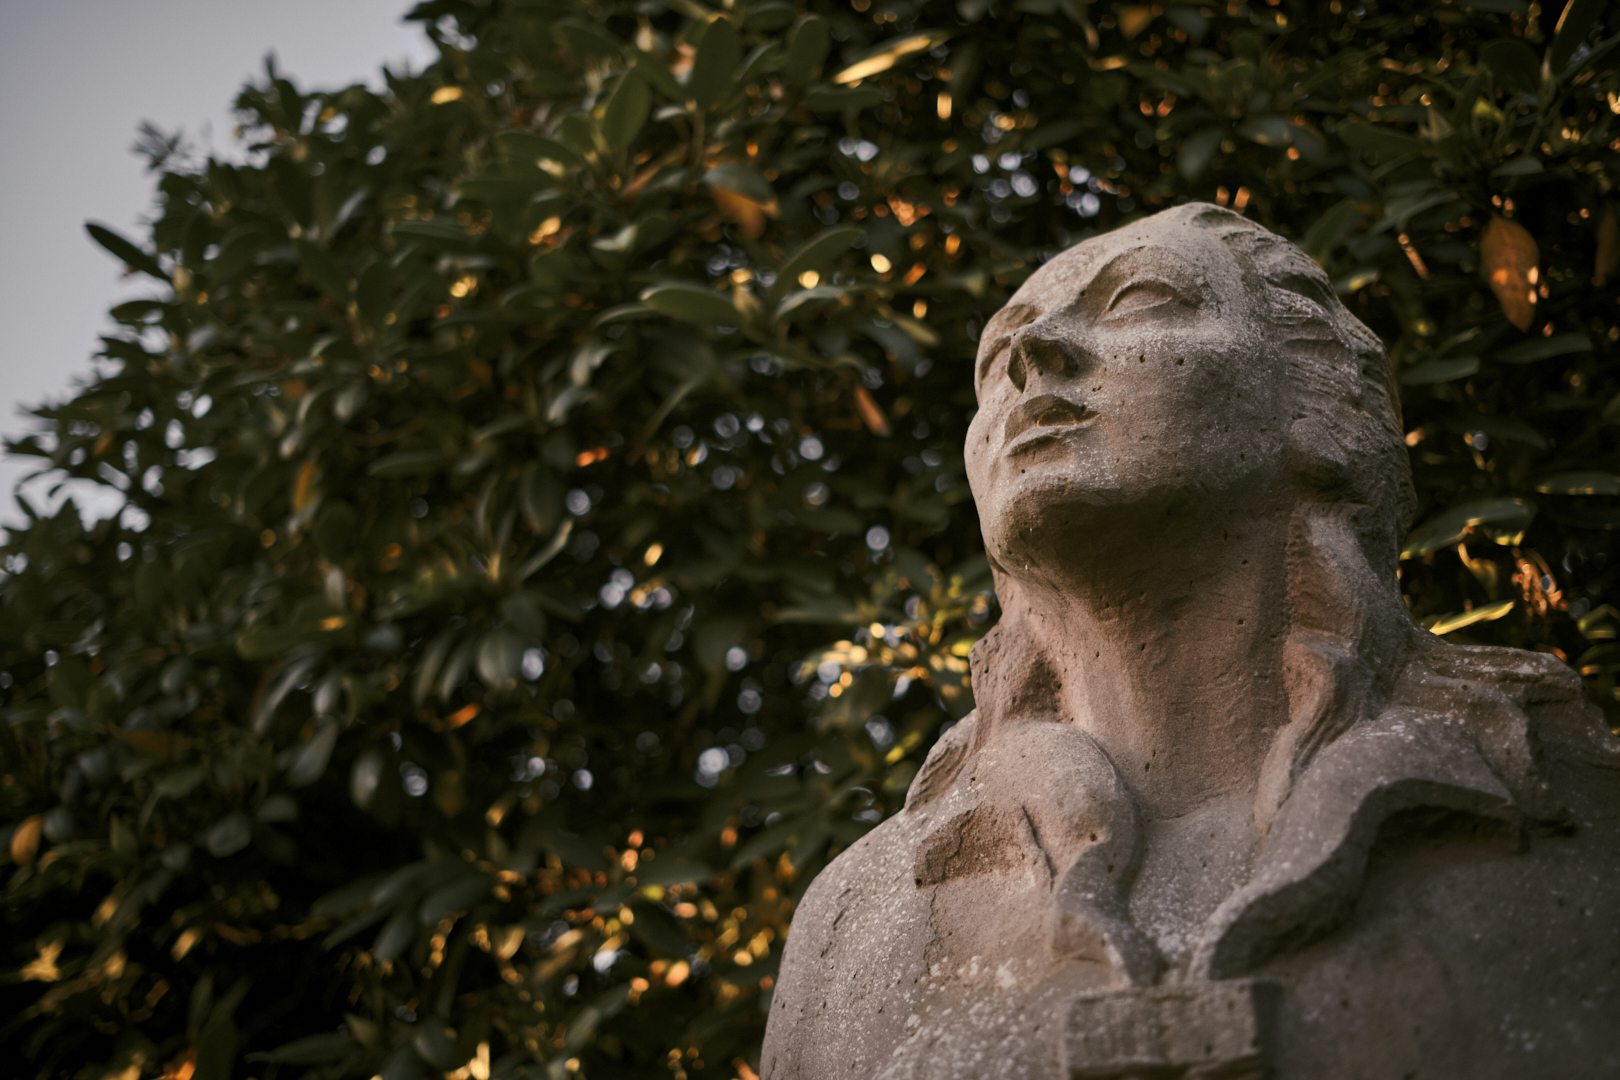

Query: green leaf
1402 497 1537 558
418 873 493 923
782 16 831 82
640 281 744 325
372 908 418 963
285 721 339 787
355 260 397 329
1479 38 1541 94
477 628 526 686
744 0 797 31
1461 413 1547 449
629 50 686 99
155 764 208 799
1238 114 1292 147
627 902 693 952
496 130 585 169
86 222 170 281
1336 121 1425 160
774 286 848 320
554 18 625 60
704 162 775 203
1399 355 1478 385
368 450 454 476
1550 0 1605 74
1490 156 1544 178
1536 472 1620 495
195 1017 239 1080
635 856 713 887
689 16 743 108
803 86 884 111
204 812 253 858
413 1027 461 1070
1493 333 1591 364
591 301 659 327
257 793 298 823
1177 128 1223 181
389 220 481 253
293 238 353 301
1300 198 1361 263
601 69 651 150
246 1033 358 1065
816 667 893 733
777 227 862 292
739 41 784 89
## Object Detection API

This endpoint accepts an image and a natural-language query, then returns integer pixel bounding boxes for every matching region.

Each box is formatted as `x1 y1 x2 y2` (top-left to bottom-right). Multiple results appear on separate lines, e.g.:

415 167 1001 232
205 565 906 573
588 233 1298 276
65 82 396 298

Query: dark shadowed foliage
4 0 1620 1077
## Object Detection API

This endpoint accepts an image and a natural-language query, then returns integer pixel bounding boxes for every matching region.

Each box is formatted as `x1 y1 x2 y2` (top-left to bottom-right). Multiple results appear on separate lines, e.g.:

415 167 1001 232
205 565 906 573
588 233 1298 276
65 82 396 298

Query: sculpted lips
1004 392 1091 448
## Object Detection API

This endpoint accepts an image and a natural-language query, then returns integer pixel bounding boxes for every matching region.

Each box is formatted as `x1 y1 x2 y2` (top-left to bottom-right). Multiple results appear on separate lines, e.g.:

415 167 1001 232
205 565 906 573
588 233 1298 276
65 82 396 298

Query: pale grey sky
0 0 438 528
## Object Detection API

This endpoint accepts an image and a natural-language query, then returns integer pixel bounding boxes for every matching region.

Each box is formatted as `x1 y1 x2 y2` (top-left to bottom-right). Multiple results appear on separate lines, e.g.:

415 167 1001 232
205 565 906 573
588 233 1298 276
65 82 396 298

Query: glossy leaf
601 68 651 150
85 221 170 281
1402 498 1537 558
688 16 742 108
1480 215 1539 331
639 281 743 325
781 16 830 82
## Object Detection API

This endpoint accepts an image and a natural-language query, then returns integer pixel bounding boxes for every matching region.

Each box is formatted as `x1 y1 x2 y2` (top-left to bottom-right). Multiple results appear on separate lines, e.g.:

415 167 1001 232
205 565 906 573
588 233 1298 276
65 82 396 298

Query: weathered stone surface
761 204 1620 1078
1063 979 1274 1079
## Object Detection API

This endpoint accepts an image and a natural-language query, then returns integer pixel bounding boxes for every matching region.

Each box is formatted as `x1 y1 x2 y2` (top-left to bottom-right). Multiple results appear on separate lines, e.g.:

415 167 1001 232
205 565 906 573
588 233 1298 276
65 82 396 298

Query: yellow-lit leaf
1117 6 1155 38
1536 471 1620 495
10 815 42 865
855 386 891 436
711 187 777 239
292 460 320 515
172 927 203 960
1427 599 1515 636
834 32 951 84
21 939 62 982
1480 215 1538 331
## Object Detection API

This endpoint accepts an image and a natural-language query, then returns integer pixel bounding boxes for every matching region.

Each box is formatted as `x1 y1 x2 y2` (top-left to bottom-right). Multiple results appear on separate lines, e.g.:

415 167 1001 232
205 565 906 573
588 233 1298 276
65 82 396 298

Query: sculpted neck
981 498 1293 820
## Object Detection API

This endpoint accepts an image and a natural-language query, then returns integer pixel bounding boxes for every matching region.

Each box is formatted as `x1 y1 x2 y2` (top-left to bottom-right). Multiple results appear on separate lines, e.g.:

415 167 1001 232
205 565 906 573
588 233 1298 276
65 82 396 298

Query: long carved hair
1188 204 1596 828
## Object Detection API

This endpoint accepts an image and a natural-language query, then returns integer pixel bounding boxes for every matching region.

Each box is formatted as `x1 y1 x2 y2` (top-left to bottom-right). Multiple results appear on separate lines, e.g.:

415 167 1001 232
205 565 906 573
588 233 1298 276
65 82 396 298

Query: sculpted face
964 216 1288 573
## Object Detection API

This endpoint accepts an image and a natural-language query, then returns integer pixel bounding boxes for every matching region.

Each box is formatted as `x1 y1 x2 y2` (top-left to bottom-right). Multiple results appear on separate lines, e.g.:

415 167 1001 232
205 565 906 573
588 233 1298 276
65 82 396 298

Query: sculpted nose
1008 327 1078 392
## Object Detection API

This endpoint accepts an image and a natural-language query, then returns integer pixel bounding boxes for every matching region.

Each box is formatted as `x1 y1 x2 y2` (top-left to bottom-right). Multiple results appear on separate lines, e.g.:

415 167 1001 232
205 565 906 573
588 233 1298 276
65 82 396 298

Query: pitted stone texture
762 204 1620 1079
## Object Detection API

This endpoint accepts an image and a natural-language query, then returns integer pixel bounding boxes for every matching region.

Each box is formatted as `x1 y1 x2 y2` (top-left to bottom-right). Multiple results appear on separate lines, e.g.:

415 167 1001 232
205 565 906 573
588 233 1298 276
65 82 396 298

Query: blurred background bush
4 0 1620 1076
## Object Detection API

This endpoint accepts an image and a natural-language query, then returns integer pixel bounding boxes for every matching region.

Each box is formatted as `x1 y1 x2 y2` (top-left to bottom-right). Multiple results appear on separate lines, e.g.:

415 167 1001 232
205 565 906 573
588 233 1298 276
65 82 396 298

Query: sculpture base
1064 980 1276 1080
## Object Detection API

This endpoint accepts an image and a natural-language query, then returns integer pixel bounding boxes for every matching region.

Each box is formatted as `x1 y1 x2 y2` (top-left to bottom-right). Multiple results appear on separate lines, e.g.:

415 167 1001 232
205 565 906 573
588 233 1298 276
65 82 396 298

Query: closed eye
1106 279 1197 315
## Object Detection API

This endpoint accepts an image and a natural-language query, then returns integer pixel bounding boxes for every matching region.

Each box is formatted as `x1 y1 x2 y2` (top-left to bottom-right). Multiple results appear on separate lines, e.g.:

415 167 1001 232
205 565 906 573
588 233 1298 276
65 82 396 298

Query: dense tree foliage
5 0 1620 1076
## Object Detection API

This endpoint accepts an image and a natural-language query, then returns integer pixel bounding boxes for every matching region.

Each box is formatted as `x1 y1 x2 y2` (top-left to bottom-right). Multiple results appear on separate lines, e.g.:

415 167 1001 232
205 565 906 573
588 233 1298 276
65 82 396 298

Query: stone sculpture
761 204 1620 1079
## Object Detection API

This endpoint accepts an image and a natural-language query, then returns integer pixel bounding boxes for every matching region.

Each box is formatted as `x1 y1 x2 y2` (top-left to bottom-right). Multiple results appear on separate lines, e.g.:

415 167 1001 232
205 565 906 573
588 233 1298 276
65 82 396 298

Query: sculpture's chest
763 765 1620 1080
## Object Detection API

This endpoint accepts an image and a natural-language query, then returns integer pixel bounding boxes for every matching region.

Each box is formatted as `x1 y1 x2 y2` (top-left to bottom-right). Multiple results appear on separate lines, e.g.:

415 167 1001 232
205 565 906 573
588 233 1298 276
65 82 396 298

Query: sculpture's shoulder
1251 742 1620 1080
763 793 936 1080
1195 642 1620 981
